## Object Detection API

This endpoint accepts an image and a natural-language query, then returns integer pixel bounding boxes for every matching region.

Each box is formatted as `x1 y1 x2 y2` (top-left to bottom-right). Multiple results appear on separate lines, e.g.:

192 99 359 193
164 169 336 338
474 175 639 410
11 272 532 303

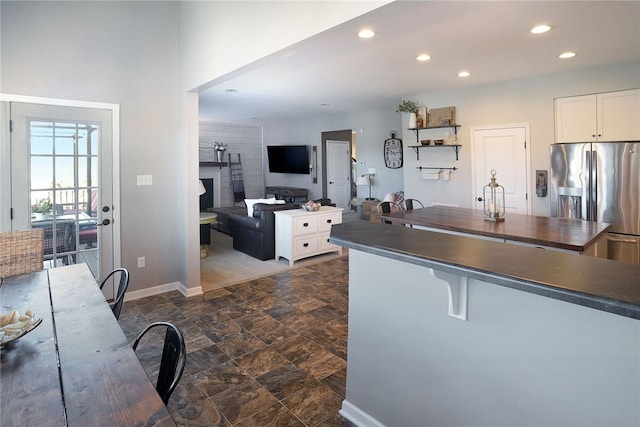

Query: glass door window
8 101 115 281
29 120 99 271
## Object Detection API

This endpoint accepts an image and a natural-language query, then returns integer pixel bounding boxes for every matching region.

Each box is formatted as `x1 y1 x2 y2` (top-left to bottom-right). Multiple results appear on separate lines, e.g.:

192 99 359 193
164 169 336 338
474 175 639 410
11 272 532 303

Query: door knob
102 205 110 212
477 197 484 202
96 219 111 226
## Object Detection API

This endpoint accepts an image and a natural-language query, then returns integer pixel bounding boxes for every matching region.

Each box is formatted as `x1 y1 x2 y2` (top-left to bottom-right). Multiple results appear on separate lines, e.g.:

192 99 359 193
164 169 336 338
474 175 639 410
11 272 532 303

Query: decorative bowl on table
302 201 321 212
0 308 42 347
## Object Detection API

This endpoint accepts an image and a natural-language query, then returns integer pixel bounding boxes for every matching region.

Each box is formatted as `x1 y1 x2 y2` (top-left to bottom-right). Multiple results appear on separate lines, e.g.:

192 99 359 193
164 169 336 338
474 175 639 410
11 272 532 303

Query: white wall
178 1 391 91
401 61 640 216
1 1 184 293
262 104 403 202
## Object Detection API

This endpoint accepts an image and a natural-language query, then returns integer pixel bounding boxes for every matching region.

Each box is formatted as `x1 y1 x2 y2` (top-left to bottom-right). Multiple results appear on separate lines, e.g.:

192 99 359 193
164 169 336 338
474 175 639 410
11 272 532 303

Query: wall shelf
416 166 458 172
408 144 462 161
199 161 228 168
409 124 461 143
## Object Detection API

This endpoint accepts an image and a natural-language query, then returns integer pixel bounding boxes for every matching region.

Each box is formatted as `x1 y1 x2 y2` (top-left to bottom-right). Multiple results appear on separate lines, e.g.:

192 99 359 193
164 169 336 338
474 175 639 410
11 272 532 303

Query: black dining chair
403 198 424 211
376 201 401 224
133 322 186 405
403 198 424 228
99 268 129 320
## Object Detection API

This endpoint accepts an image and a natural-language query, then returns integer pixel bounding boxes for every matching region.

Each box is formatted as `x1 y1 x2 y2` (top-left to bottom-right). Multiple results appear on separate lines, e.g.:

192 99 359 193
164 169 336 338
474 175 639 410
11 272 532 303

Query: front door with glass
8 102 115 279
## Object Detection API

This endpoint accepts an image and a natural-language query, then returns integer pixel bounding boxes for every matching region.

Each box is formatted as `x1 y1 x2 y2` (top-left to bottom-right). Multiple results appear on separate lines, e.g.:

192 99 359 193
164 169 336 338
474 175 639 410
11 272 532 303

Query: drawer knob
303 242 309 247
326 219 332 224
303 222 309 227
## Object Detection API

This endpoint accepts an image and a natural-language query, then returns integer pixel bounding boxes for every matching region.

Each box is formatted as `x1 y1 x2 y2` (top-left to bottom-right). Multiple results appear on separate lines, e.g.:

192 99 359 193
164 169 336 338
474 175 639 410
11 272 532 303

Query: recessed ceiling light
531 24 551 34
559 51 576 59
458 71 471 78
416 54 431 62
358 29 375 39
225 89 237 93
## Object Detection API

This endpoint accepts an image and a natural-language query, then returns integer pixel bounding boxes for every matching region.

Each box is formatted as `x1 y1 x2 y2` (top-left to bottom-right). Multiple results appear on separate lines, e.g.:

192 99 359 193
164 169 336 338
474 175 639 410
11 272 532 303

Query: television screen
267 145 310 174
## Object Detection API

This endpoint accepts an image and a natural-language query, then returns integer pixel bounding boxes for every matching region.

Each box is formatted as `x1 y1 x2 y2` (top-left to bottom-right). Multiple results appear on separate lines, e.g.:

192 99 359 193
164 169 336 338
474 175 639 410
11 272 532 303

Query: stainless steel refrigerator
550 142 640 264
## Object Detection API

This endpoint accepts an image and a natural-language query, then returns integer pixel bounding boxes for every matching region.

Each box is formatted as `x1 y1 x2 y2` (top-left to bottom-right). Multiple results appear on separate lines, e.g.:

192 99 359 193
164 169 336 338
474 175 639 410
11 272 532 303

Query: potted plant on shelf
32 197 53 221
396 100 424 128
213 141 227 163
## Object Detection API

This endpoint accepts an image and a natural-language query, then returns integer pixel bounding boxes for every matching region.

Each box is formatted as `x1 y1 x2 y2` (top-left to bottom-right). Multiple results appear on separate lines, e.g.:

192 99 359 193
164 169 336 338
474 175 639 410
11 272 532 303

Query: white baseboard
339 400 386 427
180 282 203 297
124 281 203 301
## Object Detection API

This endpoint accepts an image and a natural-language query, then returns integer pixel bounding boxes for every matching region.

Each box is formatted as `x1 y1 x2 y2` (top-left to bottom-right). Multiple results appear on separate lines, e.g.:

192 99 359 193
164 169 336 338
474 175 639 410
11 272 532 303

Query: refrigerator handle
590 151 597 221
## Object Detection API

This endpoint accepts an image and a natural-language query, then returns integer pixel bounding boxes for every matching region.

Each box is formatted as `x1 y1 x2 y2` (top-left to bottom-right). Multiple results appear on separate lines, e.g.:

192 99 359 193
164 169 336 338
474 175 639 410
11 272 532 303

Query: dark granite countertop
379 206 610 251
330 221 640 320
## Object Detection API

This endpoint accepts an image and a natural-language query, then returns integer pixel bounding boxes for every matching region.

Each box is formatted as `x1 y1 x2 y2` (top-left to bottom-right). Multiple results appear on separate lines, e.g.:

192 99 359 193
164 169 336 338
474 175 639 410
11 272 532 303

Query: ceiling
198 1 640 124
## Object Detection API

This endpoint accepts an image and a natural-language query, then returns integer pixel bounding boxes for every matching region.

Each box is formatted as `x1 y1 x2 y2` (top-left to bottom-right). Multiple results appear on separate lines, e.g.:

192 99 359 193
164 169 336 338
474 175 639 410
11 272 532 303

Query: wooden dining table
0 263 175 426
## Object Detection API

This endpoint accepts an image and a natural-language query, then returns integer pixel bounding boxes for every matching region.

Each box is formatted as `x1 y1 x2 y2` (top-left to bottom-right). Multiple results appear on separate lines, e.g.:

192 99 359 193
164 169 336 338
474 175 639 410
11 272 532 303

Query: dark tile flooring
118 257 352 427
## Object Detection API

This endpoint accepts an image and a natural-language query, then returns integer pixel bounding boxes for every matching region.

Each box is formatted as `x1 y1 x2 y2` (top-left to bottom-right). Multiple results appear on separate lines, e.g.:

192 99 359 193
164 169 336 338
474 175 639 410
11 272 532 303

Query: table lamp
356 175 374 200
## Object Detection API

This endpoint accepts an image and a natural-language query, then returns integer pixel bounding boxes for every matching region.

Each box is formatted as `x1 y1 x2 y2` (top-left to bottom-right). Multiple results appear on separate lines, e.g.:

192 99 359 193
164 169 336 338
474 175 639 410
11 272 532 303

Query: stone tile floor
119 257 353 427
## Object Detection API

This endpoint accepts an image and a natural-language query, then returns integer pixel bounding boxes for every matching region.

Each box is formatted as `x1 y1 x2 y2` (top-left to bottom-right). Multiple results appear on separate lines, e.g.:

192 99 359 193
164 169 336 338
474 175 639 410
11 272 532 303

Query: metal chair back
133 322 186 405
99 268 129 320
404 198 424 211
376 201 401 224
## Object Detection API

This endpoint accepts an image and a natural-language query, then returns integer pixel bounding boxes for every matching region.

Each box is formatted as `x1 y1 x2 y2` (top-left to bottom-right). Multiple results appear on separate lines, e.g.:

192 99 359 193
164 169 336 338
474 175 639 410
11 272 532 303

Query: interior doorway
326 140 350 209
321 130 354 210
471 123 531 215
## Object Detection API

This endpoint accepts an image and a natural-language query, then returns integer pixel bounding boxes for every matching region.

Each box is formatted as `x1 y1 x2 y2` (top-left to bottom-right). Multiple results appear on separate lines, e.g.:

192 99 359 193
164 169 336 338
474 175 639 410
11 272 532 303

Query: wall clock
384 130 403 169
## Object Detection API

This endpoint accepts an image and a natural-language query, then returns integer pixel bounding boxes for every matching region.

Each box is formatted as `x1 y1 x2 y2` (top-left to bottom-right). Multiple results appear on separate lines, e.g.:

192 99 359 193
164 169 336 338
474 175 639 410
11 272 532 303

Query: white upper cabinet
555 89 640 142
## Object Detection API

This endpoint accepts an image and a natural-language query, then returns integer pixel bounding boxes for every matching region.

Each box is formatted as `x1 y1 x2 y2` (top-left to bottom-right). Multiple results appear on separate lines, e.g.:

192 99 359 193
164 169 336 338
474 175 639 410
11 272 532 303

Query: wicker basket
0 229 44 278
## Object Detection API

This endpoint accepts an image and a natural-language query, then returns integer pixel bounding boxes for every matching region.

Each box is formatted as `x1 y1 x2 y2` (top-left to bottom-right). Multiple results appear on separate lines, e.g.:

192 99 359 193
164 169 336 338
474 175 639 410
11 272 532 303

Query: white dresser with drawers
275 206 343 266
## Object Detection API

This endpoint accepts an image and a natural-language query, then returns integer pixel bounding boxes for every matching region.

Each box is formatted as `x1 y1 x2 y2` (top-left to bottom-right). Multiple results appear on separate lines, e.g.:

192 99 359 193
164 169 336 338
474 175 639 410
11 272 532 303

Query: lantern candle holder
483 169 505 222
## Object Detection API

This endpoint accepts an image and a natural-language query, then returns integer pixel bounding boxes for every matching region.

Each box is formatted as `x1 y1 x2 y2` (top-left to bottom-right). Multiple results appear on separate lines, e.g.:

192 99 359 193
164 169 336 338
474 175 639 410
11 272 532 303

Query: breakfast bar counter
330 221 640 427
380 205 610 254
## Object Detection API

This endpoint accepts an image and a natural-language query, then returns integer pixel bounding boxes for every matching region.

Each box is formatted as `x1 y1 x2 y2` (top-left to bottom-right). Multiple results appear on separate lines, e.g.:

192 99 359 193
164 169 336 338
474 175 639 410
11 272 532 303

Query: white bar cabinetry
555 89 640 142
275 206 343 266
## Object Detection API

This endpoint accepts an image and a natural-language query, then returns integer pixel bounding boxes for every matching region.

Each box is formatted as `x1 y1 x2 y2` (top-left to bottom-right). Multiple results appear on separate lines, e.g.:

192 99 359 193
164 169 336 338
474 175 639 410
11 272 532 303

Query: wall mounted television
267 145 310 174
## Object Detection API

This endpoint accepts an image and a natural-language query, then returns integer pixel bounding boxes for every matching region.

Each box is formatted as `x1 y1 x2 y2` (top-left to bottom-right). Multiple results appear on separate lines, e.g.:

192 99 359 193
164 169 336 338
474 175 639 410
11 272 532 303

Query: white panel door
472 124 530 214
9 102 116 280
326 140 350 210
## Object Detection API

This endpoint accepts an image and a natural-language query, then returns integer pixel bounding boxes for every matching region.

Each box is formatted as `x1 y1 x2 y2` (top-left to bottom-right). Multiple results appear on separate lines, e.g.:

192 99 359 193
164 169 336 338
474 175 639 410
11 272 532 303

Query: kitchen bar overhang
330 220 640 319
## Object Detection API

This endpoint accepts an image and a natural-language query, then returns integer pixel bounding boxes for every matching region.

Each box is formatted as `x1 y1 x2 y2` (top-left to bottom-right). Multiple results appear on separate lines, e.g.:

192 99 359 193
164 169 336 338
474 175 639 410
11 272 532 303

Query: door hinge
9 119 13 133
524 140 526 149
526 193 528 201
10 207 13 220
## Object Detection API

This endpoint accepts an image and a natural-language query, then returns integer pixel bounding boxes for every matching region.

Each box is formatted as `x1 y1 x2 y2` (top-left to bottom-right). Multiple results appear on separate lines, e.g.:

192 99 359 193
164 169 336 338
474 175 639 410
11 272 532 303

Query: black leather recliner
226 202 296 260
